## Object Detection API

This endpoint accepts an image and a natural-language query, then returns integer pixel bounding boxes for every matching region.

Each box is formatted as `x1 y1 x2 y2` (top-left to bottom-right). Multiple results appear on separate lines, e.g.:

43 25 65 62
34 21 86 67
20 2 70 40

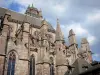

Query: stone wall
15 60 29 75
56 66 68 75
0 56 5 75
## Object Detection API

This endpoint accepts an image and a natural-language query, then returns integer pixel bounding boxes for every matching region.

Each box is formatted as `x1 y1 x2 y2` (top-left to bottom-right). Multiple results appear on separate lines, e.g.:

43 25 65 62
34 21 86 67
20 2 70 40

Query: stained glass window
30 55 35 75
50 57 54 75
7 52 16 75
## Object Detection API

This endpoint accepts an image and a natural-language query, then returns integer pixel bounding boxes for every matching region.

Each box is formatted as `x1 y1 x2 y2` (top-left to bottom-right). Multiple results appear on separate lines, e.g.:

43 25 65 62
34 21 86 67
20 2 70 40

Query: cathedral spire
55 18 64 41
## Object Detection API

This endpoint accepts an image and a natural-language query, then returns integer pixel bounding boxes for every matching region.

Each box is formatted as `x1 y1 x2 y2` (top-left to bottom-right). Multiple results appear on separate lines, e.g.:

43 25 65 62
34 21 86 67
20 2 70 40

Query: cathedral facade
0 5 92 75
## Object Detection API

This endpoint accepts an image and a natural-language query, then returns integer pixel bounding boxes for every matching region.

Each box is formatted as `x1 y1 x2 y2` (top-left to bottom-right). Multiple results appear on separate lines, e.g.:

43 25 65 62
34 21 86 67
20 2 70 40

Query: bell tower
25 4 43 18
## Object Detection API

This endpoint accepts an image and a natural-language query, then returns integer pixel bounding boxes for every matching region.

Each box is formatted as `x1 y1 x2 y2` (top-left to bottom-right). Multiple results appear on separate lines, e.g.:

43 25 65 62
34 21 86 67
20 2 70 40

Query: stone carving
0 6 93 75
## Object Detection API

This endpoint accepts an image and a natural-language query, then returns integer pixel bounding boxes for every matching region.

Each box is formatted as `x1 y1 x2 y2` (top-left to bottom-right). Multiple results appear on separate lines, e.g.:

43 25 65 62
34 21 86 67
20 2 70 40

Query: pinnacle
81 38 88 44
55 18 64 41
69 29 75 37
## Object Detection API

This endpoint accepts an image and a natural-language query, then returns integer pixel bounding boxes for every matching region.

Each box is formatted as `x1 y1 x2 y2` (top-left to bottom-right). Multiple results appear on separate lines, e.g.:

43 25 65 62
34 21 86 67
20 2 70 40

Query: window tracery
7 52 16 75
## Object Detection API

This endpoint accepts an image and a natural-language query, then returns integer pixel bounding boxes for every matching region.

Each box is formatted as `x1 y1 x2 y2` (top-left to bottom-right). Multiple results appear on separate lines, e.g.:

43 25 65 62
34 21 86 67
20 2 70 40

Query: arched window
7 52 16 75
30 55 35 75
50 57 54 75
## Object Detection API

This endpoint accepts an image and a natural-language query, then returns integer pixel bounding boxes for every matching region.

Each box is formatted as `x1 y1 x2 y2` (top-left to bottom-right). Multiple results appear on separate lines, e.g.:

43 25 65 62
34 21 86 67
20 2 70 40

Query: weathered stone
0 6 93 75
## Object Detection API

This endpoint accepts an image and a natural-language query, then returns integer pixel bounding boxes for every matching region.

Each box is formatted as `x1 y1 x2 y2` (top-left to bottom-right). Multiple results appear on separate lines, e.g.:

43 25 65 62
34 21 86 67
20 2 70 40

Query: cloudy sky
0 0 100 61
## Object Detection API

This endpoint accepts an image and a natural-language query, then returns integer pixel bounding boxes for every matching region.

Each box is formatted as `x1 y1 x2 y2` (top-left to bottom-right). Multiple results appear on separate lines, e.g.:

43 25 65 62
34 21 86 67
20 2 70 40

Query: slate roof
80 64 100 75
67 58 91 75
0 7 55 33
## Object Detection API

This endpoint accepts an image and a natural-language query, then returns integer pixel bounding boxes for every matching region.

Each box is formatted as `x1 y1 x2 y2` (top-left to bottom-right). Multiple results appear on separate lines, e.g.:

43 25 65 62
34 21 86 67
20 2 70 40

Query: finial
32 3 34 7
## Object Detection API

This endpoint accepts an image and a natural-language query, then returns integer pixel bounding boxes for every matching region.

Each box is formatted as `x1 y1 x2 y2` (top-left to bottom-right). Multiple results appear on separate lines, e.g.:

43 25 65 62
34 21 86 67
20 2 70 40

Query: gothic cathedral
0 4 93 75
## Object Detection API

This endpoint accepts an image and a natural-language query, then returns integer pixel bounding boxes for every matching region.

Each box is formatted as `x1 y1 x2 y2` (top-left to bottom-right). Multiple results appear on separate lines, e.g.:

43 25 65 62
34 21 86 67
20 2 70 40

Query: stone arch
7 50 19 58
5 50 18 75
6 51 17 75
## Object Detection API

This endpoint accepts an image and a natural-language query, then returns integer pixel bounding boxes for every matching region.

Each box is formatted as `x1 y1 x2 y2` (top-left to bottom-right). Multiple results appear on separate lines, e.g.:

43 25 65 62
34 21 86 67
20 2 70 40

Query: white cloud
66 23 88 36
51 4 66 17
10 0 69 18
0 0 97 46
87 35 96 45
61 22 96 45
61 22 88 37
86 10 100 24
19 6 26 13
14 0 34 6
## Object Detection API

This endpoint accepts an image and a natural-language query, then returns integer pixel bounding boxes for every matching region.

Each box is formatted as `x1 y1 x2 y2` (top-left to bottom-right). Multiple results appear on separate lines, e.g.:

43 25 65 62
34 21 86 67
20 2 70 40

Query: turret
81 38 92 63
81 38 90 52
68 29 78 65
68 29 76 45
25 4 39 17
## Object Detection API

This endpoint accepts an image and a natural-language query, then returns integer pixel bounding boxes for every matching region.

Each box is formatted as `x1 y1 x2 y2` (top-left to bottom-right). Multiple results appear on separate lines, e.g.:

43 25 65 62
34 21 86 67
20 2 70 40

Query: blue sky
0 0 100 61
